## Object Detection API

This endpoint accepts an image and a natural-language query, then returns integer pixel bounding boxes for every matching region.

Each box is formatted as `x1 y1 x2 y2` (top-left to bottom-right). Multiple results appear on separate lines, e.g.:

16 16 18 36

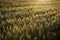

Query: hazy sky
0 0 60 4
0 0 60 6
0 0 60 2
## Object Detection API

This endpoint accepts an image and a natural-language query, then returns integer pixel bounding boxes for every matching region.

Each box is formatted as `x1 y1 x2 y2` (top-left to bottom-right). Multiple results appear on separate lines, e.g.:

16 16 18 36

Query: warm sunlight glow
35 0 52 4
39 0 51 1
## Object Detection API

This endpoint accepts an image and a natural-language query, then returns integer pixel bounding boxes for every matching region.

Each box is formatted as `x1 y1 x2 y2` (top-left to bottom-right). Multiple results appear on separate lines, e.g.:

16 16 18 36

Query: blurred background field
0 0 60 40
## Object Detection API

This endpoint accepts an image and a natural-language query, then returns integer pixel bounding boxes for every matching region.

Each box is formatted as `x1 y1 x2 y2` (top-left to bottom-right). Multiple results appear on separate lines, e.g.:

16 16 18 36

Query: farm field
0 0 60 40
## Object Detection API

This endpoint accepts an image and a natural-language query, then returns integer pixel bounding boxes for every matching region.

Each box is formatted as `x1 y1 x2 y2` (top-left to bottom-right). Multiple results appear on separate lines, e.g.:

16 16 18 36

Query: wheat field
0 0 60 40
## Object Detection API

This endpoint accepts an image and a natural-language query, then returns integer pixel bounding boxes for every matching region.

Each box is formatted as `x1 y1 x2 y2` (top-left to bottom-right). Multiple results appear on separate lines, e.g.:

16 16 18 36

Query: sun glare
36 0 52 4
38 0 51 2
